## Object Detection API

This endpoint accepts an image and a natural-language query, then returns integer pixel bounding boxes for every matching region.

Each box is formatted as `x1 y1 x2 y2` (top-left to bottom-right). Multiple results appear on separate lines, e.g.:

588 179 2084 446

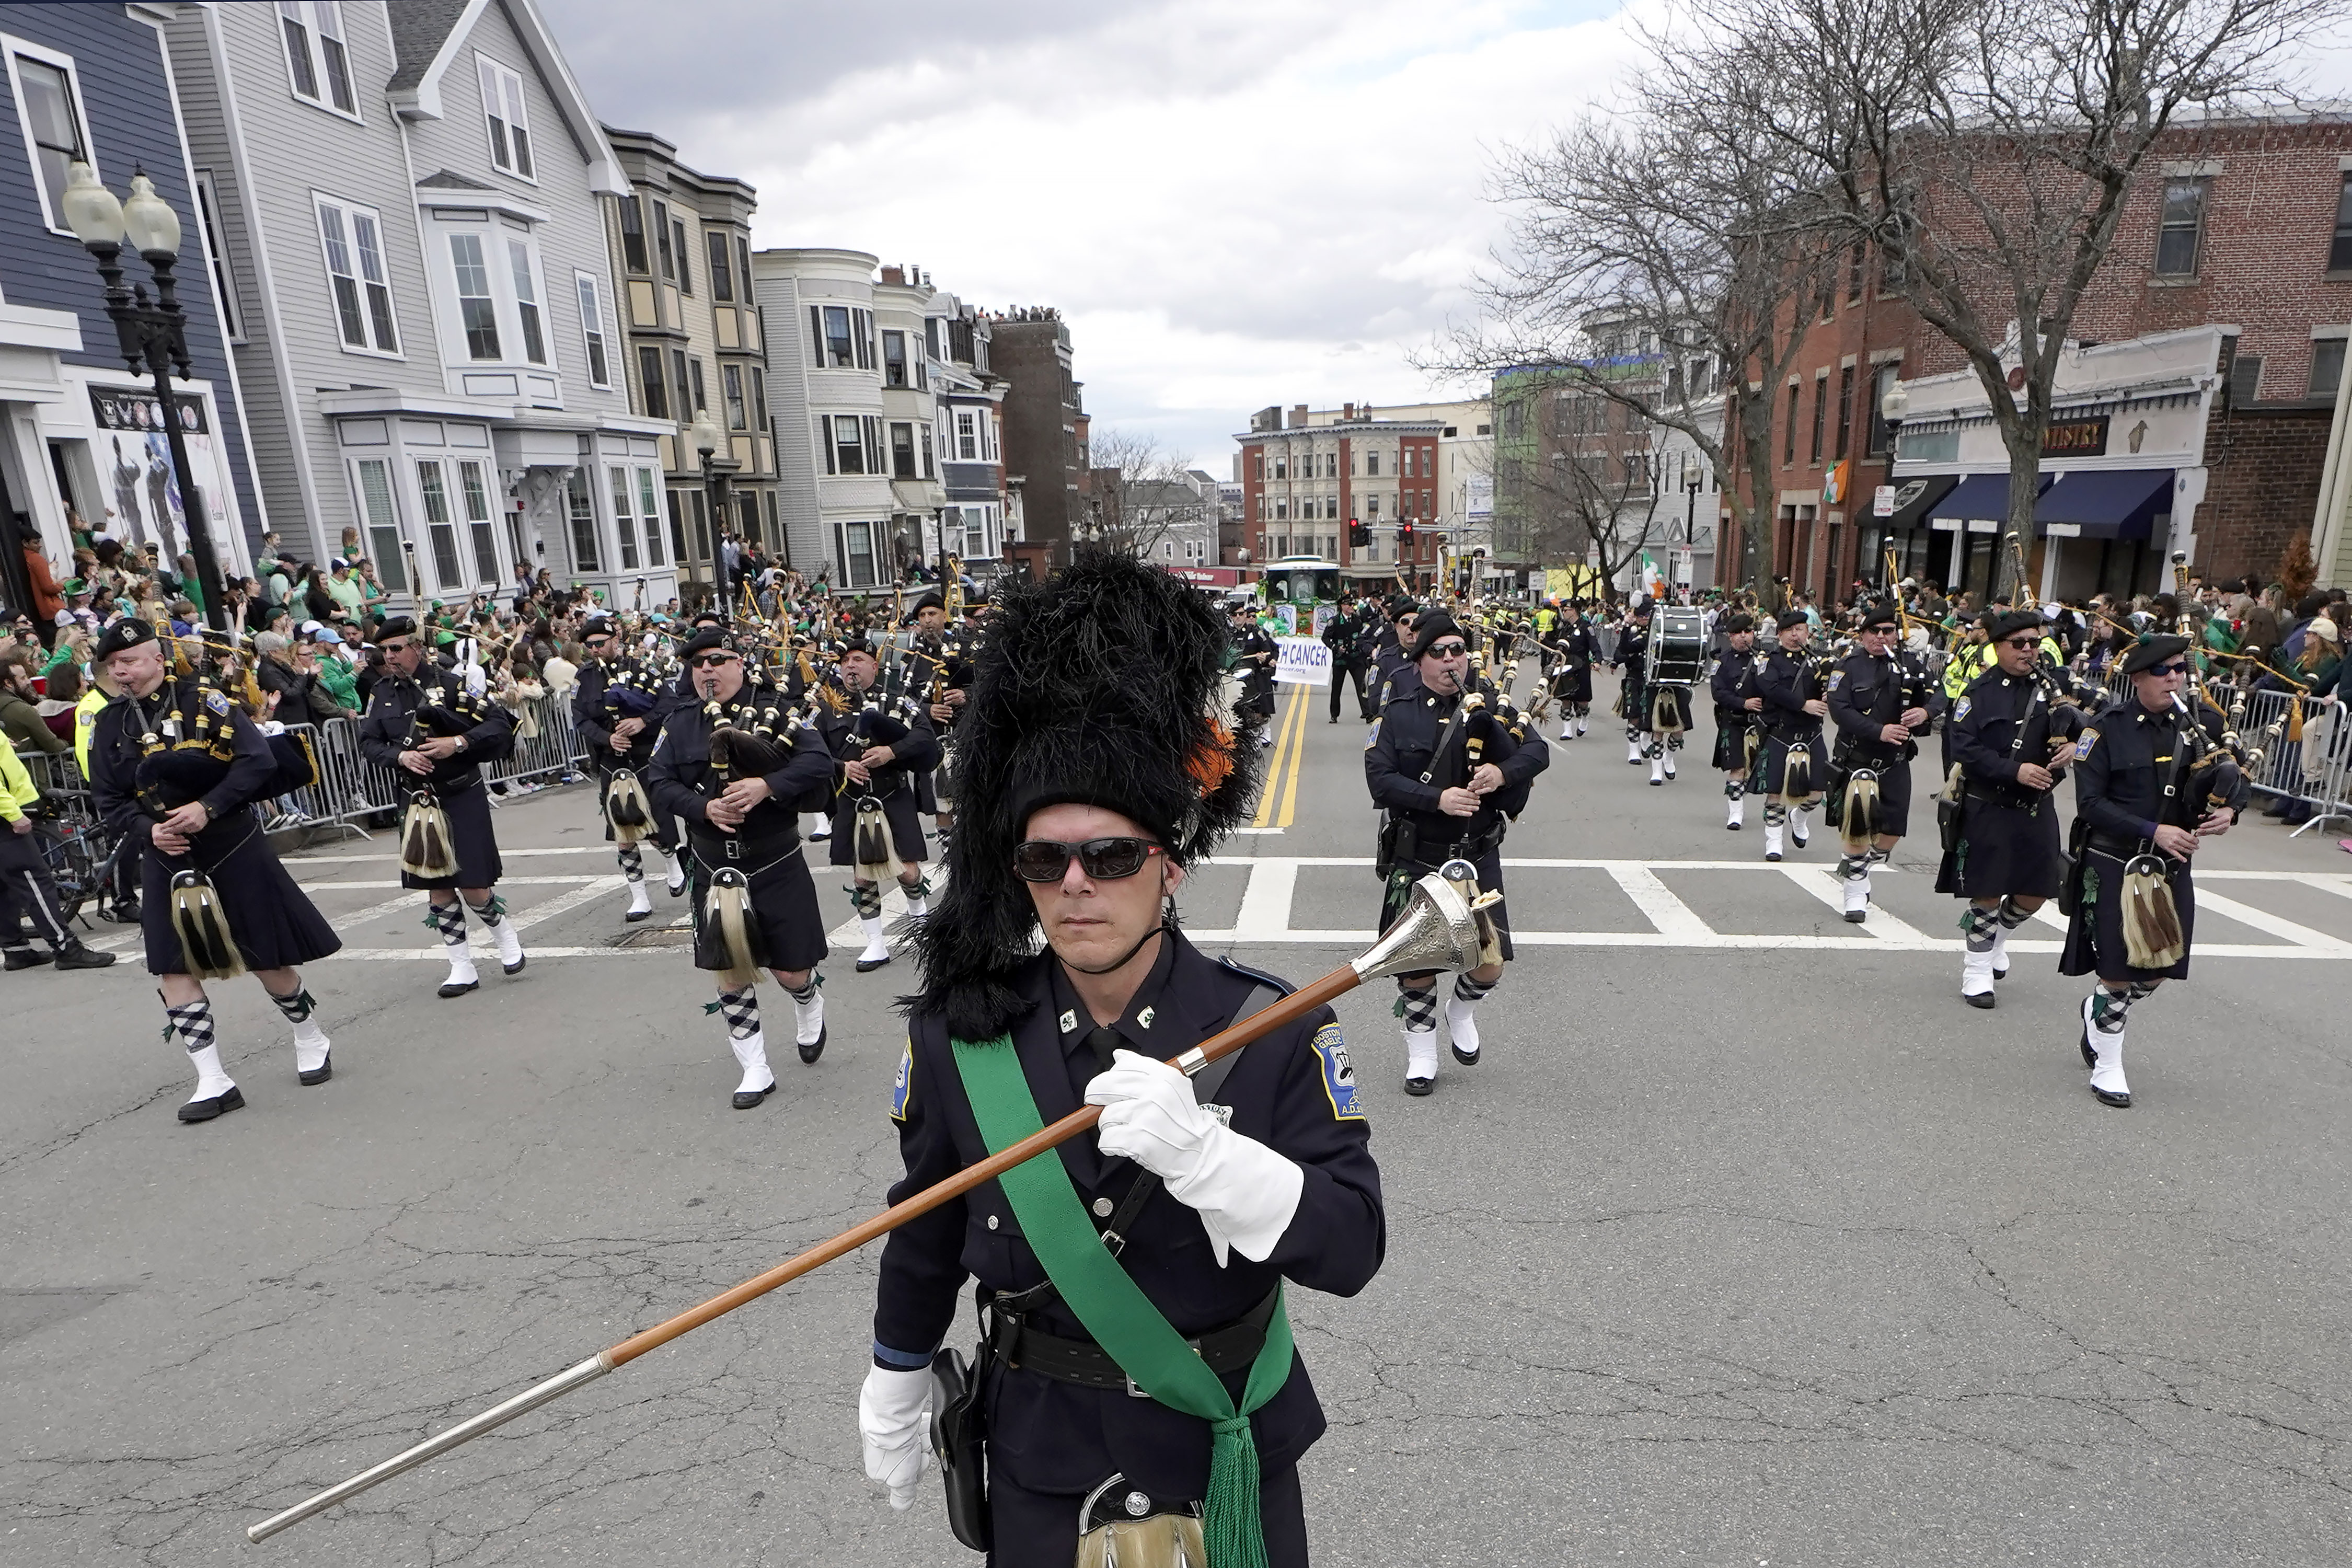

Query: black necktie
1084 1025 1123 1078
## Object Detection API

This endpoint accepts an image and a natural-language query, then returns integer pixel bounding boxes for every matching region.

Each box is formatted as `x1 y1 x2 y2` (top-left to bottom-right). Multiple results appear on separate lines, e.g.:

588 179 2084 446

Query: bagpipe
1777 647 1835 809
697 687 818 990
396 683 494 883
598 658 671 846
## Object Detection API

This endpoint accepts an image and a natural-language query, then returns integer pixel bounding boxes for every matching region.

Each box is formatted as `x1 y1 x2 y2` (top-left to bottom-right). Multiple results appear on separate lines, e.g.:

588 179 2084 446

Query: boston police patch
1827 670 1844 691
2076 727 2097 762
1953 695 1972 724
1310 1023 1364 1121
889 1038 913 1121
205 690 232 716
1364 719 1380 749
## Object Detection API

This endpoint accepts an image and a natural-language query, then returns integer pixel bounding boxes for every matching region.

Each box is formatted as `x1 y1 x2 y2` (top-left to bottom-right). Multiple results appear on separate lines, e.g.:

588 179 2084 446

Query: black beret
2119 633 2192 675
1984 610 2043 642
688 609 727 630
1721 612 1754 635
837 636 877 658
376 614 420 641
679 627 735 660
580 615 614 638
1775 609 1812 632
913 591 945 614
1408 611 1474 661
1858 605 1899 631
93 617 156 660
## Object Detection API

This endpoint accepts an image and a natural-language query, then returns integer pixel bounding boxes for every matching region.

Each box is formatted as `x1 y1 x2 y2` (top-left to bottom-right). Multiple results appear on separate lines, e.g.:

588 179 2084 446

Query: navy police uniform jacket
1755 648 1824 745
358 668 514 790
1709 648 1757 719
873 931 1384 1497
1935 667 2070 897
1826 650 1936 768
1365 683 1549 861
811 683 941 800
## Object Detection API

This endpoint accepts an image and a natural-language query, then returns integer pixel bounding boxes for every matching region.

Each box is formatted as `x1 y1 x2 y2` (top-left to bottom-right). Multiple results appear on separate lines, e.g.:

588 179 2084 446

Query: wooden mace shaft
248 963 1359 1543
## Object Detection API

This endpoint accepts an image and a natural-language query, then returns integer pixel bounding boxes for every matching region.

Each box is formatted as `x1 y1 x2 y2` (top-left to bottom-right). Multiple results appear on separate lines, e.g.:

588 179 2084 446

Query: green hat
435 629 458 647
61 577 87 596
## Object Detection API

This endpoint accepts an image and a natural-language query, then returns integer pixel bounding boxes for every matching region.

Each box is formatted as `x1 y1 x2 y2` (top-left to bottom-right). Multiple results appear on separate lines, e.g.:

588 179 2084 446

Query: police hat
1721 612 1755 635
679 627 736 661
913 591 946 615
1984 610 2043 643
688 609 727 630
1408 611 1475 661
93 617 156 661
1774 609 1811 632
376 614 421 642
2119 633 2192 675
1858 605 1899 631
581 615 615 639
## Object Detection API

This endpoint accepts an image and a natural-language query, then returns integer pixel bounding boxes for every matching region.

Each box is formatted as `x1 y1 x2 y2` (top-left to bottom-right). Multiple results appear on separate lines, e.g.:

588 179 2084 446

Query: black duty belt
986 1288 1279 1396
687 829 803 874
1397 820 1504 867
2088 833 2171 860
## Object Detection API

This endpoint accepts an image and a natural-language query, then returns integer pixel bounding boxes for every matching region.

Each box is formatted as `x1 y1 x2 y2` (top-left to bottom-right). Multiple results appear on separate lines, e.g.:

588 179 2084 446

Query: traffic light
1348 517 1369 548
1398 518 1416 551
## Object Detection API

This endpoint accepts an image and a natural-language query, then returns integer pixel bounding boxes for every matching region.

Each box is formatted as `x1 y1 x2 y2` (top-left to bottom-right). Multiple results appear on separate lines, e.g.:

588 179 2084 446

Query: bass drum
1647 607 1708 686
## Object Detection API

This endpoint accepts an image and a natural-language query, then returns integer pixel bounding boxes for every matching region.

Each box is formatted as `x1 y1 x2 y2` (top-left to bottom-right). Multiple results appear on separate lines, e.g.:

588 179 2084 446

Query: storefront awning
2033 468 2173 540
1928 471 2050 534
1877 474 1958 531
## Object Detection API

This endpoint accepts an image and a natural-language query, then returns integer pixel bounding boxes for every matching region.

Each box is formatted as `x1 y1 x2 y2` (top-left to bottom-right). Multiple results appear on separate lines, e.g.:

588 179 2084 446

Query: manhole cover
613 926 696 948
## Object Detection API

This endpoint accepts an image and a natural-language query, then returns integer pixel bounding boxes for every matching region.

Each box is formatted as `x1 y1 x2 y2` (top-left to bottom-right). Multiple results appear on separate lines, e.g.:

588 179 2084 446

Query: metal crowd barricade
21 747 95 828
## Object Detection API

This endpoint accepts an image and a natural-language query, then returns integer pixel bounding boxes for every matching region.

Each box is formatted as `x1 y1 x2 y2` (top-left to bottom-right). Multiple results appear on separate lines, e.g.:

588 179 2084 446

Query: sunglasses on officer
2148 661 2190 677
687 651 739 670
1424 640 1468 659
1012 837 1164 882
2000 636 2042 651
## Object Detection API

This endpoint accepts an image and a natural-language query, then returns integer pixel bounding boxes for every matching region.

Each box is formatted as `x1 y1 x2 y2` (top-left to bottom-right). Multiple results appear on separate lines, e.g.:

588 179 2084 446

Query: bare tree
1698 0 2336 597
1427 77 1841 594
1085 428 1208 560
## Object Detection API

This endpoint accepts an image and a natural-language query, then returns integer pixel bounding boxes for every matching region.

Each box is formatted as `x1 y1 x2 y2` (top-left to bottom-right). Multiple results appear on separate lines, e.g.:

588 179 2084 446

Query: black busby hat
1774 609 1811 632
1858 605 1899 631
93 617 156 661
910 554 1266 1040
1984 609 2043 642
2119 632 2192 675
679 626 734 660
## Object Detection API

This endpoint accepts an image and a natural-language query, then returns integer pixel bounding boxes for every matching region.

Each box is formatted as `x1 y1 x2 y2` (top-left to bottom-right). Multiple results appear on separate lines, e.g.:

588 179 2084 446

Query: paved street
5 673 2349 1566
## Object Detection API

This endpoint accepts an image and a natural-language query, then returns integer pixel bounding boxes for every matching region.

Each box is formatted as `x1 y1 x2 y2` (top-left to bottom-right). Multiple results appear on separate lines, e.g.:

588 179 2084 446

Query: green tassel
1202 1415 1269 1568
703 999 723 1016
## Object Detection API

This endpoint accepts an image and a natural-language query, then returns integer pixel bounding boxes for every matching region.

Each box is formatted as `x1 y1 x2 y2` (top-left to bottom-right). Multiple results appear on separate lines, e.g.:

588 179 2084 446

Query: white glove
1087 1048 1304 1267
858 1363 933 1511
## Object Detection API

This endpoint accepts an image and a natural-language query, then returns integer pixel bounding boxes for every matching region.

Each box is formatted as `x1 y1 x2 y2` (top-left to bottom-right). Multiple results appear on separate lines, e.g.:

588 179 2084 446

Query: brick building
1233 402 1445 585
989 308 1086 568
1726 112 2352 603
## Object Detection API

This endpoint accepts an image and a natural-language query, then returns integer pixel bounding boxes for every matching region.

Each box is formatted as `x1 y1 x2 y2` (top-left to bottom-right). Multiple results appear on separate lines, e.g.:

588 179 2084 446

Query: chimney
880 266 905 285
1288 403 1309 429
1342 402 1355 420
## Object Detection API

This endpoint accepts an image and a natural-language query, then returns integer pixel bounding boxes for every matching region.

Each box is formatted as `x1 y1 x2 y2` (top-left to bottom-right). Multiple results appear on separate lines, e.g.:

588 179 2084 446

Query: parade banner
1275 636 1331 687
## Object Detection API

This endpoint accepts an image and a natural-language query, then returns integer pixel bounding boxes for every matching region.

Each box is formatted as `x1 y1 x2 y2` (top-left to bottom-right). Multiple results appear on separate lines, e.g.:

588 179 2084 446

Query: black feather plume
905 553 1269 1040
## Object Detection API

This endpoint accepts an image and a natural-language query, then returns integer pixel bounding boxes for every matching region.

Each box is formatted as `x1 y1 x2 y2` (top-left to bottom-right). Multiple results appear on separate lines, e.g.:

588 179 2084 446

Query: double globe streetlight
60 161 230 636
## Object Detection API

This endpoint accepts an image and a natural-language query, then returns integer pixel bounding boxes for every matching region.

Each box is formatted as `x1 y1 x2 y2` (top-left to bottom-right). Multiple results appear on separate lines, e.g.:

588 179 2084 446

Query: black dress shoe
438 978 479 998
1964 990 1996 1009
54 944 118 969
1843 908 1866 923
299 1053 332 1087
1726 820 1742 830
624 906 653 924
1993 964 2009 981
1403 1076 1434 1097
856 952 892 974
503 954 526 976
2091 1083 2132 1109
798 1025 827 1065
1449 1043 1480 1066
178 1085 245 1122
732 1078 777 1110
3 948 52 971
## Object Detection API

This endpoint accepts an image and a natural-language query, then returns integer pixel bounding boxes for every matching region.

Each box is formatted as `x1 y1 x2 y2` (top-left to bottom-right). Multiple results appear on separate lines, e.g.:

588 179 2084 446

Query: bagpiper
572 614 687 923
2058 635 2244 1106
1823 605 1938 920
1753 609 1828 861
641 627 836 1108
1363 611 1550 1093
1708 612 1761 829
88 619 338 1121
359 615 525 998
859 554 1378 1568
814 637 942 973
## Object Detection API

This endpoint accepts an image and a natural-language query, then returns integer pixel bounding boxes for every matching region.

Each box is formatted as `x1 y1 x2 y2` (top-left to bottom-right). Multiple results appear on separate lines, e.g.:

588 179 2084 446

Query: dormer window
477 55 534 180
279 3 357 117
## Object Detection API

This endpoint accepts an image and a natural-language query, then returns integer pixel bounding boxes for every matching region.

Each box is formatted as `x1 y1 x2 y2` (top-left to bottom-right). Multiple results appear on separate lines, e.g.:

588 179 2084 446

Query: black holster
2059 815 2092 917
930 1339 991 1552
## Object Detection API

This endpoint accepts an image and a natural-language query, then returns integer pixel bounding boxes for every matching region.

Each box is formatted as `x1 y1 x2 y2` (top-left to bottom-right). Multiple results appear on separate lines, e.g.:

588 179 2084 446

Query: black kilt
1379 845 1513 963
1639 683 1693 734
829 786 927 868
1933 793 2063 898
687 834 829 975
1826 757 1913 838
141 812 341 976
596 762 676 851
1711 709 1755 771
401 782 502 890
2059 847 2194 981
1754 731 1826 797
1550 659 1593 704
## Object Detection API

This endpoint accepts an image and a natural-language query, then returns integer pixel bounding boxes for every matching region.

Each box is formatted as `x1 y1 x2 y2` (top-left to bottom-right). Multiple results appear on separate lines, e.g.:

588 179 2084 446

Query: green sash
952 1035 1294 1568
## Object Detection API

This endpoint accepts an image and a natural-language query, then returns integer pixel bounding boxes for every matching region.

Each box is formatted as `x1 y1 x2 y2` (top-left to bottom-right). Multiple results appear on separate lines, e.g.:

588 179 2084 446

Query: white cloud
539 0 1653 465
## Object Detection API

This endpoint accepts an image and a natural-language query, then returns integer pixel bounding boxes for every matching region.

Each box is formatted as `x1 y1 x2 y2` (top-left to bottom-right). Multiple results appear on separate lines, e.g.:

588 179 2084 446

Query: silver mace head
1352 867 1481 982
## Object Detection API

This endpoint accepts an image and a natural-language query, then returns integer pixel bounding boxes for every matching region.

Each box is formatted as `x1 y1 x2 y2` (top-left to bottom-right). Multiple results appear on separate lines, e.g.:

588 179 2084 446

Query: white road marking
1605 863 1717 941
1778 863 1933 944
1233 860 1299 941
2191 891 2352 952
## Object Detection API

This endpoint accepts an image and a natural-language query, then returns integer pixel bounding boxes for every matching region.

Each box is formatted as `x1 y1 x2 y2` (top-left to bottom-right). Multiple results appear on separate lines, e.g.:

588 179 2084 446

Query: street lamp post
61 162 230 635
689 412 728 620
1878 382 1911 593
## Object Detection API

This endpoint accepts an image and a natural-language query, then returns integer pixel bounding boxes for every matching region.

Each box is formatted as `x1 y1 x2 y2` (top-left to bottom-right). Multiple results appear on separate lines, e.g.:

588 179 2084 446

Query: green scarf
951 1035 1294 1568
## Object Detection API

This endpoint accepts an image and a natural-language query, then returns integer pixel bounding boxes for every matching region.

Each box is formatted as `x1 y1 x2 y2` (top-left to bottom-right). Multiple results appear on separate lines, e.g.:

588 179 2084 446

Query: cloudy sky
538 0 1650 474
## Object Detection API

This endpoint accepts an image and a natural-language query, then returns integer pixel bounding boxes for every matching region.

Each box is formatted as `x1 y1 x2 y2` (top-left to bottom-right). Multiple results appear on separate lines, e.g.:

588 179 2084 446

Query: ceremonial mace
247 870 1485 1542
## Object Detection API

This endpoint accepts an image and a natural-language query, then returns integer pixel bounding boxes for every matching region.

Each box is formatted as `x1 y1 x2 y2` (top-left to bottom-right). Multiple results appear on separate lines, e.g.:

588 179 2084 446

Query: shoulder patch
1364 718 1380 748
1953 695 1971 724
1310 1023 1364 1121
2074 727 2097 761
205 690 231 716
1827 670 1844 691
889 1037 913 1122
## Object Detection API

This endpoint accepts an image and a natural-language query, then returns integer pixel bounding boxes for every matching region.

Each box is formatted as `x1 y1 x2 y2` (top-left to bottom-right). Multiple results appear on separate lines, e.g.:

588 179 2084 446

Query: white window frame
506 236 547 365
414 458 467 591
349 456 409 594
4 35 99 237
574 270 612 388
447 229 502 362
276 2 360 121
314 193 401 358
193 170 241 343
635 466 666 567
608 464 642 571
475 53 536 182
